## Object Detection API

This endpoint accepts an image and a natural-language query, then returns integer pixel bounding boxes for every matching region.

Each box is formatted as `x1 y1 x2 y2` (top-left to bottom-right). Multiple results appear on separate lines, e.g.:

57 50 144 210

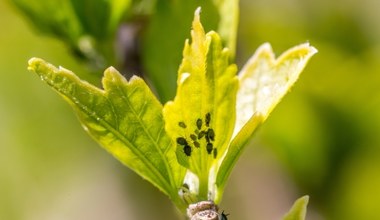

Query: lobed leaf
140 1 238 102
26 6 318 213
141 1 220 102
163 8 238 201
215 43 317 202
234 43 318 137
28 58 186 207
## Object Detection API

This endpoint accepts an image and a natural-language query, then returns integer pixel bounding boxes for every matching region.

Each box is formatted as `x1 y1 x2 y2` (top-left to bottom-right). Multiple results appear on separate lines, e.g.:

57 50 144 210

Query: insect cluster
176 113 217 158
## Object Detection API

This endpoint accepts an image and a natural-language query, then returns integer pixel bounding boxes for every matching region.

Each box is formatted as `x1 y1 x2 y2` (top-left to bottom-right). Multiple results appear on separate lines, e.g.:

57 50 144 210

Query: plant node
187 201 219 220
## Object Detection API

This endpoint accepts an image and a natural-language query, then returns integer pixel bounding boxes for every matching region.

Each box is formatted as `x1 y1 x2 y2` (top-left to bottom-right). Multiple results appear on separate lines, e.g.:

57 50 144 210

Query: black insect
205 134 210 143
178 121 187 128
207 128 215 141
213 148 218 158
182 183 189 190
205 113 211 127
206 143 213 154
177 137 188 145
198 130 206 139
184 145 192 156
220 211 229 220
196 118 202 130
190 134 197 141
193 141 200 148
180 183 189 194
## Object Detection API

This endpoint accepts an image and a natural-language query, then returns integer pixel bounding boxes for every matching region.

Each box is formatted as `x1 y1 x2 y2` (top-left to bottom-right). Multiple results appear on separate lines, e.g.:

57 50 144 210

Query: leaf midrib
115 82 177 191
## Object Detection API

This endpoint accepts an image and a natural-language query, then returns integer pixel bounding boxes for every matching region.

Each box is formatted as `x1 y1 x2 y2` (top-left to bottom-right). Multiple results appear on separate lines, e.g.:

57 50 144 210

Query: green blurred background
1 0 380 219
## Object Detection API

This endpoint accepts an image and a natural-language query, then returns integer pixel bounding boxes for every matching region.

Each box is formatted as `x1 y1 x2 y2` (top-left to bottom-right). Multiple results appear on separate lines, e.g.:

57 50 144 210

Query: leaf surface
234 43 318 137
215 113 263 203
215 43 317 202
141 1 238 102
163 8 238 200
141 1 219 102
28 58 186 207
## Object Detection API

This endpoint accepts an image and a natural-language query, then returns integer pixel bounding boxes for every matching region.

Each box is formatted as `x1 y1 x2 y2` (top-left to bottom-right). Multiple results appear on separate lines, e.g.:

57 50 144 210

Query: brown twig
187 201 220 220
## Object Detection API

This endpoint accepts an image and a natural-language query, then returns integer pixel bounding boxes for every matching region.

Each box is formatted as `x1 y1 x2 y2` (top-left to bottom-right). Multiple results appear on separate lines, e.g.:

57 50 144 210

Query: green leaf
70 0 110 40
215 43 317 202
69 0 131 39
214 113 263 203
27 58 187 209
12 0 132 71
108 0 132 32
283 196 309 220
141 1 238 102
163 8 238 201
141 1 219 102
213 0 239 58
234 43 318 134
11 0 83 45
25 6 317 213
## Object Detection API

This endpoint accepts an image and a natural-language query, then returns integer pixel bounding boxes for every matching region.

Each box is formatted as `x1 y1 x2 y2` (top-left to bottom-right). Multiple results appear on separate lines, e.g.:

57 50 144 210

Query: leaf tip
284 42 318 61
299 42 318 55
309 45 318 55
194 6 202 19
104 66 119 78
259 42 273 51
27 57 44 72
102 66 131 90
191 7 205 38
28 57 61 78
251 43 275 61
283 195 309 220
106 66 118 72
298 195 309 204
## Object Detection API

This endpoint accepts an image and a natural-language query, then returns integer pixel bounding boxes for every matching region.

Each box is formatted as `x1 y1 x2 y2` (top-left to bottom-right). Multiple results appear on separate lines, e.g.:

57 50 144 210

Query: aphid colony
176 112 217 158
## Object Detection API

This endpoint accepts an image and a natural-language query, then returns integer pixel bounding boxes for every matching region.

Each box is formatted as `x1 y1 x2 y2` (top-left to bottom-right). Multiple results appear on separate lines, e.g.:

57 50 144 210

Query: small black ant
220 211 229 220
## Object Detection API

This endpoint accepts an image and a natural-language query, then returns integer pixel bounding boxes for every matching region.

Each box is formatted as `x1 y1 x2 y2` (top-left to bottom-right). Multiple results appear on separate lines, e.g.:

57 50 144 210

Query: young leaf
141 1 238 102
26 7 317 214
163 8 238 201
215 43 317 202
27 58 186 208
141 1 219 102
214 113 263 203
234 43 318 136
283 196 309 220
